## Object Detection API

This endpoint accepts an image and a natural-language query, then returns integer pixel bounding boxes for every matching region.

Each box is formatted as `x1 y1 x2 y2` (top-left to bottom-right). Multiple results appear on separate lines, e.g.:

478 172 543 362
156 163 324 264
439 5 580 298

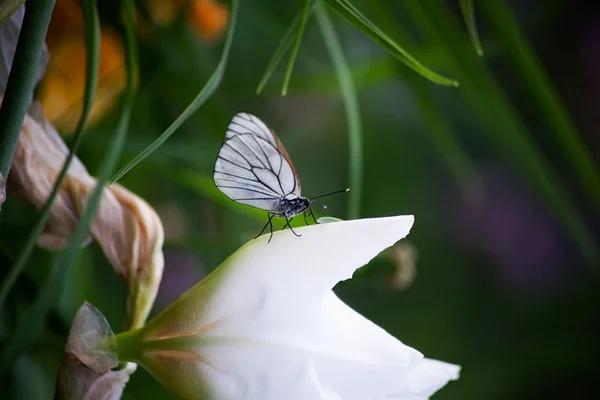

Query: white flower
115 215 460 400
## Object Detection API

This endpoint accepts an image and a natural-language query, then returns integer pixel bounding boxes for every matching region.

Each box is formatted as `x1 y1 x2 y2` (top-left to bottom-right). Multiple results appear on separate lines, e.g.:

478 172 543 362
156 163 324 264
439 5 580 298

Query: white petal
138 216 426 399
144 215 415 339
390 358 461 399
141 345 340 400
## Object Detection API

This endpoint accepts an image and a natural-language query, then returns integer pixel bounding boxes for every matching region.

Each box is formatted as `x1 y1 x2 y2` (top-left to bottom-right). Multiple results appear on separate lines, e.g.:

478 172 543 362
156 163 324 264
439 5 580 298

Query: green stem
0 0 99 313
256 2 316 95
281 0 312 95
459 0 483 56
315 3 362 219
0 0 56 178
114 329 144 363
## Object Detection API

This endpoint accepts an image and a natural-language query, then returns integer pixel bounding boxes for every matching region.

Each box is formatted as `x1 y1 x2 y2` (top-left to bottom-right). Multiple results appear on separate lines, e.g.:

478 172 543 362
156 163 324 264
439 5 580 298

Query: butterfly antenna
311 188 350 201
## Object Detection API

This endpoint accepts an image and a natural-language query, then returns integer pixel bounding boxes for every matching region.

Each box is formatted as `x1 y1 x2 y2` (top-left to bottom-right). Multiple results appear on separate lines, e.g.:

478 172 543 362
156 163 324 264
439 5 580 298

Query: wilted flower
6 98 164 329
113 216 460 399
57 302 132 400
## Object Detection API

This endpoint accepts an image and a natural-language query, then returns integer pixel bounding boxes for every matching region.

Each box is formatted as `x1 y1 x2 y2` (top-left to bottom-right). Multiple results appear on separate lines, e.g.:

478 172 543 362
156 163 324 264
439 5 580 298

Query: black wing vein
217 156 253 172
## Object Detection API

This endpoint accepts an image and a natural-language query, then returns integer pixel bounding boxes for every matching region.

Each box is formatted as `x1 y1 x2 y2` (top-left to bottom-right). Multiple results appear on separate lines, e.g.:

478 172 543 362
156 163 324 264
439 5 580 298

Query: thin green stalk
483 0 600 215
323 0 458 87
0 0 55 179
0 0 137 375
0 0 99 313
281 0 311 96
315 3 362 219
460 0 483 56
110 0 240 183
256 2 316 95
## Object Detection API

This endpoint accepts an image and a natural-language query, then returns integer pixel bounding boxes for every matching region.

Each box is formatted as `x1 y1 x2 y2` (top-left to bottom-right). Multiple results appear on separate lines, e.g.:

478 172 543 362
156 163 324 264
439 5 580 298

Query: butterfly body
275 197 312 218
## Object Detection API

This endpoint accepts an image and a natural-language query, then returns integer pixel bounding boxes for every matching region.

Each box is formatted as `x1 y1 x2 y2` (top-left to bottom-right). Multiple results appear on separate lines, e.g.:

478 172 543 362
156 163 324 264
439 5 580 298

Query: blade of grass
0 0 55 182
110 0 239 183
315 2 362 219
256 1 315 95
460 0 484 56
0 0 137 375
323 0 458 87
281 0 312 96
0 0 100 312
366 4 478 189
482 0 600 216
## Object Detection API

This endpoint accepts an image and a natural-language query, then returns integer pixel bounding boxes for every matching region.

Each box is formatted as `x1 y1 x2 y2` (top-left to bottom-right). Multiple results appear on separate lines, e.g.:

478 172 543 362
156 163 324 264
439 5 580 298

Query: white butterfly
213 112 347 241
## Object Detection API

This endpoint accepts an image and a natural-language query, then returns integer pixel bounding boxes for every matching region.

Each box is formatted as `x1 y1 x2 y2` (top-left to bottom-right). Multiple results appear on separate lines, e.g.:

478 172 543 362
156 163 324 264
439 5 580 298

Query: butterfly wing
224 113 302 195
214 113 301 213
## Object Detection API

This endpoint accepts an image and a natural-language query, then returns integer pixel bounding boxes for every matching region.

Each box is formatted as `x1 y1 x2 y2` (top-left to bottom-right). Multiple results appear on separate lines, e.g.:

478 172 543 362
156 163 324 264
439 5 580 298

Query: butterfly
213 112 348 242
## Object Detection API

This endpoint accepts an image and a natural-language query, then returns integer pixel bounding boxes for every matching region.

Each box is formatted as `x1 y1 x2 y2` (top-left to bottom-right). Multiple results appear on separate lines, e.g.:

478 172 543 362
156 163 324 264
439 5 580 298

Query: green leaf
110 0 240 183
482 0 600 216
460 0 484 56
0 0 100 315
281 0 312 95
0 0 137 375
315 2 362 219
322 0 459 87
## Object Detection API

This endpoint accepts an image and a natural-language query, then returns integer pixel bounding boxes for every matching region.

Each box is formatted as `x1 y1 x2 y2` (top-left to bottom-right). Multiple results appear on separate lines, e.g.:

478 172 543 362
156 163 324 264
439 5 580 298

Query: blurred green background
2 0 600 398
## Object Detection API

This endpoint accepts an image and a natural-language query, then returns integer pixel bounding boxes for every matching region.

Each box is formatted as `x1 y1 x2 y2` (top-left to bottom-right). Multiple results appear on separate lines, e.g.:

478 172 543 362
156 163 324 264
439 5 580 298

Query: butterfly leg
268 217 274 243
282 216 301 237
308 206 319 224
303 211 310 226
256 213 274 242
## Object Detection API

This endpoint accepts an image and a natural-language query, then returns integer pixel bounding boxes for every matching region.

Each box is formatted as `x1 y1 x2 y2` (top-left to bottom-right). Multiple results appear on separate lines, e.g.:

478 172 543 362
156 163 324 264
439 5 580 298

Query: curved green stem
315 3 362 219
281 0 312 95
460 0 483 56
0 0 55 179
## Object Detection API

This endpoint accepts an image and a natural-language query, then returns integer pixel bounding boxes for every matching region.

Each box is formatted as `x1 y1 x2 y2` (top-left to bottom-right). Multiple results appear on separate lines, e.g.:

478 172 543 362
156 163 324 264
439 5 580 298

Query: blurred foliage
1 0 600 399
